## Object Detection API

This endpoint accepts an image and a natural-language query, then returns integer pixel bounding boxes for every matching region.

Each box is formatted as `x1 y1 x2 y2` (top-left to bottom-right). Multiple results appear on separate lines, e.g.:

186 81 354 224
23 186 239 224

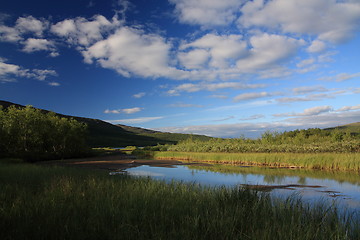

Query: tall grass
154 151 360 171
1 161 359 239
166 138 360 153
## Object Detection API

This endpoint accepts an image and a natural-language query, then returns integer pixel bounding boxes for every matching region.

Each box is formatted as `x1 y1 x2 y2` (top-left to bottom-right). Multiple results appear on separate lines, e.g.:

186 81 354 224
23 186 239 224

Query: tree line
0 105 89 161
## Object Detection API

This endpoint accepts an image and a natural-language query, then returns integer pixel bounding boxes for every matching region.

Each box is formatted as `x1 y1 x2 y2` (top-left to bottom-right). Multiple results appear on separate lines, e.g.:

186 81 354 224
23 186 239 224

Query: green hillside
0 101 211 147
116 124 212 143
324 122 360 135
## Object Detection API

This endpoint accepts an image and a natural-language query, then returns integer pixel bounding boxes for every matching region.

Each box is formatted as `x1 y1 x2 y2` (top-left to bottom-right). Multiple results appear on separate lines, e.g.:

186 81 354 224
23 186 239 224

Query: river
111 163 360 216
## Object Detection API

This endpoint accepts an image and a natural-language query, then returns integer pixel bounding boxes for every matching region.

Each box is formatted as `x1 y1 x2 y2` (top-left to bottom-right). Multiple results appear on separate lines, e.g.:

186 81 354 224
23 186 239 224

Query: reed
154 151 360 171
1 161 359 239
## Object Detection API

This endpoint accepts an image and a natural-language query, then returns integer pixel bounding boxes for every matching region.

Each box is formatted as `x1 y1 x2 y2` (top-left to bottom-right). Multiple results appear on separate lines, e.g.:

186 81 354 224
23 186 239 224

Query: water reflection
111 164 360 215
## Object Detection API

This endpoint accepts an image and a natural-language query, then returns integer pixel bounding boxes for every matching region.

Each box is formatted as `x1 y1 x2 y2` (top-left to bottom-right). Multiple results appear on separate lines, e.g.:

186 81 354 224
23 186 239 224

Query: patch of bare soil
38 153 211 171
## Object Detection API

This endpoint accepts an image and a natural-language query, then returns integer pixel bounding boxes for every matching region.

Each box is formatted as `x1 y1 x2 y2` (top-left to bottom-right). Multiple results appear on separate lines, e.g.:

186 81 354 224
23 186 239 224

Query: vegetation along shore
1 160 359 240
1 103 360 239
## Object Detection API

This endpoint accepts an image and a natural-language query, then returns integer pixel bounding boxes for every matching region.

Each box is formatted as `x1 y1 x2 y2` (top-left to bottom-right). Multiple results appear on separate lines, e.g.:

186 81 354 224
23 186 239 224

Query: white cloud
213 116 235 122
48 82 60 86
238 0 360 43
239 114 265 121
169 82 266 95
0 25 22 42
51 15 121 47
307 39 327 53
133 92 146 98
236 33 303 72
233 91 279 102
0 16 49 43
15 16 48 37
319 72 360 82
82 26 186 79
292 86 328 95
274 105 333 117
0 59 57 83
108 116 164 124
208 94 228 99
31 69 58 80
296 58 315 68
168 103 203 108
336 104 360 112
22 38 57 55
122 107 143 114
104 107 143 114
178 48 209 69
170 0 243 27
179 34 248 69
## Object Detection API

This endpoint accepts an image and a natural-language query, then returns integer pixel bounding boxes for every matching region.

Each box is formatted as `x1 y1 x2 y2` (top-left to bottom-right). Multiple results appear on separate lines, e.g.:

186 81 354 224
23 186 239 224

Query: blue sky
1 0 360 138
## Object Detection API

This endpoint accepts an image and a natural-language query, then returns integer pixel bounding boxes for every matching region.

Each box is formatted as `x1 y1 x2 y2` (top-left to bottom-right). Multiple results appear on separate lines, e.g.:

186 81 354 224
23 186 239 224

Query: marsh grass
1 161 359 240
154 151 360 171
186 164 360 185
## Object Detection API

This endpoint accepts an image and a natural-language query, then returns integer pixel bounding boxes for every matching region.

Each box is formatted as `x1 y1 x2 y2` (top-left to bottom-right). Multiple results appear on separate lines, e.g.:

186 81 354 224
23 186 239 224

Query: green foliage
0 162 359 240
0 105 89 161
167 128 360 154
154 152 360 171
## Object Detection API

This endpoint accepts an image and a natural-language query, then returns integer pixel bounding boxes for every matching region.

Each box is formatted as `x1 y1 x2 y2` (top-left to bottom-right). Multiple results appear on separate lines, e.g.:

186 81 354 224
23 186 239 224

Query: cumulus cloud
104 107 143 114
170 0 243 27
307 39 327 53
238 0 360 43
82 26 186 79
15 16 48 37
0 25 22 42
22 38 58 56
0 59 57 83
179 33 248 69
236 33 303 72
51 15 121 47
0 16 49 43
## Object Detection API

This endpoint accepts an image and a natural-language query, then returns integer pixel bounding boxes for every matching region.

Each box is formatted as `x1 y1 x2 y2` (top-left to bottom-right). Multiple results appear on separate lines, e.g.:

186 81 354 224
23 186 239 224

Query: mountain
0 100 211 147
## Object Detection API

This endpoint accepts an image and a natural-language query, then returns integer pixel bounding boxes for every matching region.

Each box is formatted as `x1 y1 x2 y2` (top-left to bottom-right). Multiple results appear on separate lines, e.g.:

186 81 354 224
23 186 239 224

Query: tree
0 105 89 161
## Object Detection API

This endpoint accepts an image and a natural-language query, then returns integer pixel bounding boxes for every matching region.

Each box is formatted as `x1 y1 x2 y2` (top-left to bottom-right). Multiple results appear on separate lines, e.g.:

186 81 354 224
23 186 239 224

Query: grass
0 160 359 239
153 151 360 171
186 164 360 186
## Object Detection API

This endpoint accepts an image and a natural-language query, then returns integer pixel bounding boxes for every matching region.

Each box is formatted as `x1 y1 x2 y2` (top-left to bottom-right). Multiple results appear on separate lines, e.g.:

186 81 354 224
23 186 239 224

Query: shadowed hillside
0 101 211 147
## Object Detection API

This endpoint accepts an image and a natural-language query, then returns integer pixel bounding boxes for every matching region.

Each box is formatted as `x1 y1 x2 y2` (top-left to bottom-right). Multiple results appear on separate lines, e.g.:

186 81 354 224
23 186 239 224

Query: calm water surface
112 164 360 214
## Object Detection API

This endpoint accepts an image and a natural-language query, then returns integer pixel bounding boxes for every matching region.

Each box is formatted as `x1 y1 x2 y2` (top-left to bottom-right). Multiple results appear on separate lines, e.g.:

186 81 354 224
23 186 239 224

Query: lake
110 163 360 215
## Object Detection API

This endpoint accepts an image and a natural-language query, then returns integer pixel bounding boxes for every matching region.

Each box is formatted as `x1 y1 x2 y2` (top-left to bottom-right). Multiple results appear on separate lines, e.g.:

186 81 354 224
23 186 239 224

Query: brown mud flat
38 154 212 171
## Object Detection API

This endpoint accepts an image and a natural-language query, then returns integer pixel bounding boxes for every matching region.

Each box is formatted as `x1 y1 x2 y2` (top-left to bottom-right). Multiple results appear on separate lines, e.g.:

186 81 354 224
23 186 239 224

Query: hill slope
0 100 211 147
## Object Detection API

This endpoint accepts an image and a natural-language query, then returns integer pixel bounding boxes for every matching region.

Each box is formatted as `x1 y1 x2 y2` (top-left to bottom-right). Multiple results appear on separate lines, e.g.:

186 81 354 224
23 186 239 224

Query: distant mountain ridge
0 100 211 147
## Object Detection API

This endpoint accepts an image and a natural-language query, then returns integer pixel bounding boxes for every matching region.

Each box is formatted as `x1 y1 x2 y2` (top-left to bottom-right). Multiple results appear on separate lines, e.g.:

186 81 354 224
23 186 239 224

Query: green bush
0 105 89 161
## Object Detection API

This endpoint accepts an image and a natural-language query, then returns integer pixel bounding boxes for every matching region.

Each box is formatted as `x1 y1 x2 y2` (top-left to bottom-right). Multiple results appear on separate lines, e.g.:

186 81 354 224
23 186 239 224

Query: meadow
1 160 359 240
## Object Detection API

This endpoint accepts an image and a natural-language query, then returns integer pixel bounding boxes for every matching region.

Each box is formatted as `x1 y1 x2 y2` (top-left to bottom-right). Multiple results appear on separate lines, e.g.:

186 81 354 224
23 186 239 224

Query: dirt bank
38 153 211 171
